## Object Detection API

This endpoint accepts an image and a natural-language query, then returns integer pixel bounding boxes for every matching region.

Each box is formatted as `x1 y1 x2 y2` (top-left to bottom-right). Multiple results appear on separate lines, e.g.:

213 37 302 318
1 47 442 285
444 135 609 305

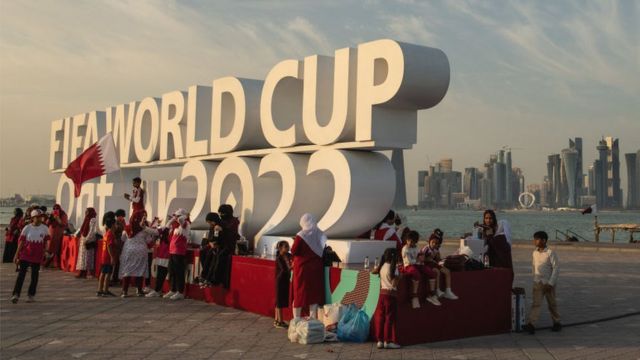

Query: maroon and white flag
64 133 120 197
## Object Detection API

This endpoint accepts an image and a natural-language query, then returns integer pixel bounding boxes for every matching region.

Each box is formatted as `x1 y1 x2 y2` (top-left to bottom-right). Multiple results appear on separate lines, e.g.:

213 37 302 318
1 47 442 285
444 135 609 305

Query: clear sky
1 0 638 205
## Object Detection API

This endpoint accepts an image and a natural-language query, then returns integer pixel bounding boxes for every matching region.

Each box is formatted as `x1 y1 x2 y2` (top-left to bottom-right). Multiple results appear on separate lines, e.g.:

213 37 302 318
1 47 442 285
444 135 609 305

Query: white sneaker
145 290 161 298
444 289 459 300
170 292 184 301
436 289 445 298
11 295 19 304
426 295 441 306
385 342 401 349
411 297 421 309
142 287 152 294
376 341 384 349
163 291 176 299
26 296 35 303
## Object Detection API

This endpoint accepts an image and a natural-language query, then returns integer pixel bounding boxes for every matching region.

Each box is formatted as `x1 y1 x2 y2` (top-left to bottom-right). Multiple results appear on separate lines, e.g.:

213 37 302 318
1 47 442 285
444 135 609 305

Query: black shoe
523 323 535 334
103 291 117 297
551 322 562 332
96 291 104 297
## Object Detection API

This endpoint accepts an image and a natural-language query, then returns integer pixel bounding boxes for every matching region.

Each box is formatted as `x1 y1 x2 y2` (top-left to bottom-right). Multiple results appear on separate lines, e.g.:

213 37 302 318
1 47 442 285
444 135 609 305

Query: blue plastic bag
337 303 370 342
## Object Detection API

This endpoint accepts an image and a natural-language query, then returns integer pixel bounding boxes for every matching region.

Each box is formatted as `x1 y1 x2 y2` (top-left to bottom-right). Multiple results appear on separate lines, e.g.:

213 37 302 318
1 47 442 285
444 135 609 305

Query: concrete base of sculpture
258 235 395 264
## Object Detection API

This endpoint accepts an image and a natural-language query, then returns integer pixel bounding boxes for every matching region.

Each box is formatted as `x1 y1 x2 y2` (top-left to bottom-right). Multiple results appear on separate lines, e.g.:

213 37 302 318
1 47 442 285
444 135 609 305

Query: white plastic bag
288 318 302 343
297 319 325 345
323 303 344 328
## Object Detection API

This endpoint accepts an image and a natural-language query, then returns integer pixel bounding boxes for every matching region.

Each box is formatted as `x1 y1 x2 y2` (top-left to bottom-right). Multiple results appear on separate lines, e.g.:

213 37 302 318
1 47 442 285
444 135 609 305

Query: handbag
444 255 467 272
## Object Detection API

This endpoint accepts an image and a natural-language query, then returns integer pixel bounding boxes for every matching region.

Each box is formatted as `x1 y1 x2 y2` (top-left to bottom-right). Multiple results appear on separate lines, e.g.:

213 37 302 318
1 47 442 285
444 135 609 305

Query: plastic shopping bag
288 318 302 343
296 319 325 345
323 303 344 329
337 304 370 342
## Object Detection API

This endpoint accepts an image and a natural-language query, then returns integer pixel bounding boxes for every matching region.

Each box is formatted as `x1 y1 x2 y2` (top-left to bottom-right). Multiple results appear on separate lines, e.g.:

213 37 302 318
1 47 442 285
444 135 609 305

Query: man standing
124 177 145 213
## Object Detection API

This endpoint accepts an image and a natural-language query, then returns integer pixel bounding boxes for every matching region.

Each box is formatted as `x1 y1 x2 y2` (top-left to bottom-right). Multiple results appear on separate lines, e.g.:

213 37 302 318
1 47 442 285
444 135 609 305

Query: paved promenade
1 243 639 360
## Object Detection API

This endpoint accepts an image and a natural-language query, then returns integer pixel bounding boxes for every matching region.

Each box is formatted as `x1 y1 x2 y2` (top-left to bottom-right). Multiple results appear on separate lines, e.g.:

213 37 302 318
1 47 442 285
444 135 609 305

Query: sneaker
96 291 104 297
163 291 176 299
136 290 145 297
384 342 401 349
426 295 441 306
26 296 35 303
443 289 459 300
523 323 535 334
146 290 161 298
436 289 445 298
120 292 129 298
551 322 562 332
170 292 184 301
103 291 117 297
142 287 151 294
11 295 19 304
411 297 421 309
274 321 288 329
376 341 384 349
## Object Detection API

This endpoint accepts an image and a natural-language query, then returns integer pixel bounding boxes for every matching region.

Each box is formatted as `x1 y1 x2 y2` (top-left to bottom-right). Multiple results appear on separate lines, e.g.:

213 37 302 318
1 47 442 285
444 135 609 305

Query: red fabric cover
388 268 512 345
291 235 324 308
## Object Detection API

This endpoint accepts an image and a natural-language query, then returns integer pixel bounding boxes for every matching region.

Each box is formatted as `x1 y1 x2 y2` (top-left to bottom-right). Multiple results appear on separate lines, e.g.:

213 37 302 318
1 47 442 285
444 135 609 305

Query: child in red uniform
146 227 170 297
11 209 49 304
372 247 401 349
274 240 292 328
402 231 440 308
421 230 458 300
124 177 145 213
163 209 190 301
374 210 403 252
97 218 116 297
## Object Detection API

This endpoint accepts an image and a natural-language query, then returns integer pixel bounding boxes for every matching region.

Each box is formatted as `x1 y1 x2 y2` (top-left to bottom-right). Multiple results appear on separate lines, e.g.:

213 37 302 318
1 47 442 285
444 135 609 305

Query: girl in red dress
291 213 326 319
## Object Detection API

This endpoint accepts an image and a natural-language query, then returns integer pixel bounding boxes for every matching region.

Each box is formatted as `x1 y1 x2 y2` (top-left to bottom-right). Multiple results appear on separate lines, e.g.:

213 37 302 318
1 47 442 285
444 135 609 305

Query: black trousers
146 252 153 286
13 261 40 297
154 265 168 293
169 254 186 293
3 241 18 263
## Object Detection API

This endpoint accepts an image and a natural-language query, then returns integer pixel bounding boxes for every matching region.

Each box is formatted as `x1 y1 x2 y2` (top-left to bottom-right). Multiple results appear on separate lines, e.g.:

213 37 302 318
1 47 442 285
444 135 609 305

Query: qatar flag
64 133 120 197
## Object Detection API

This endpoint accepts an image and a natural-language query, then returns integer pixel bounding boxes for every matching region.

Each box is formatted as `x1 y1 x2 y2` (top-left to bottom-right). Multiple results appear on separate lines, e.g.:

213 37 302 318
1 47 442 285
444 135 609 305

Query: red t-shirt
18 224 49 263
101 230 114 265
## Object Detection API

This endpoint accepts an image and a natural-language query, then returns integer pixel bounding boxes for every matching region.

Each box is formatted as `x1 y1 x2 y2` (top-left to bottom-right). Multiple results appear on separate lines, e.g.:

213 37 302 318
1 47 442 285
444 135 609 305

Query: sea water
1 206 638 242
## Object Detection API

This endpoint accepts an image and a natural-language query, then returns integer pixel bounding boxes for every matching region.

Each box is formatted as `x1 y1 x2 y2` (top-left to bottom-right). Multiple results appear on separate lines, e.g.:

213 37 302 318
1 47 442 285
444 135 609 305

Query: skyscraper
464 167 480 200
605 137 622 208
596 139 608 208
547 154 562 207
625 151 639 209
561 148 579 207
569 137 583 196
505 150 512 206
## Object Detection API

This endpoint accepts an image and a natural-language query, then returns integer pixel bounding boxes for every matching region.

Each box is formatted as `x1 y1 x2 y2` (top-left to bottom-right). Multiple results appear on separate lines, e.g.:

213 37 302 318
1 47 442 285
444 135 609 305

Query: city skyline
1 1 638 204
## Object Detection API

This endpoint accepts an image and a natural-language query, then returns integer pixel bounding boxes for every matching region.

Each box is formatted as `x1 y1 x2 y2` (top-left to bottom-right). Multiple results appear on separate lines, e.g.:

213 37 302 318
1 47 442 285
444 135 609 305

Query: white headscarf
296 213 327 257
496 219 512 245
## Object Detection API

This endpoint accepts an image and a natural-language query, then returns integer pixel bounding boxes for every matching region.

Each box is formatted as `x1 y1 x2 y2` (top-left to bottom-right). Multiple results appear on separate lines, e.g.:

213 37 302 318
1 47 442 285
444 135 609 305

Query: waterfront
2 207 638 243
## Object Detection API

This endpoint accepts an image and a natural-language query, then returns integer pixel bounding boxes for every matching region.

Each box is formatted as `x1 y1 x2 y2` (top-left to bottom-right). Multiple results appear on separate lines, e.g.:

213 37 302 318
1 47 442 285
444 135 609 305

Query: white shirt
402 245 419 267
379 263 398 291
532 247 559 286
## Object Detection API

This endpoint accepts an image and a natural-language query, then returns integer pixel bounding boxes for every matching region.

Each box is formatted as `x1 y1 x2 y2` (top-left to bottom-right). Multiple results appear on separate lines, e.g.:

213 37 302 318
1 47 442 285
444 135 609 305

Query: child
402 231 440 308
524 231 561 334
146 227 170 297
97 218 116 297
11 209 49 304
274 240 292 329
421 230 458 300
163 209 190 300
371 247 401 349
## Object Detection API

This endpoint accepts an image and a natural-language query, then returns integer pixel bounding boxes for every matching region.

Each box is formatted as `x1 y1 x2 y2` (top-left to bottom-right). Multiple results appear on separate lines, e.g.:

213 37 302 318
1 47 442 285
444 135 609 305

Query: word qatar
51 39 450 246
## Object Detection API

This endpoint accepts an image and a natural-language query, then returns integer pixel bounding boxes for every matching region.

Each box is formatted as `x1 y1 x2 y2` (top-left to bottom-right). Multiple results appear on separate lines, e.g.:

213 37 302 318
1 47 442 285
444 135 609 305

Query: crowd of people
3 180 560 347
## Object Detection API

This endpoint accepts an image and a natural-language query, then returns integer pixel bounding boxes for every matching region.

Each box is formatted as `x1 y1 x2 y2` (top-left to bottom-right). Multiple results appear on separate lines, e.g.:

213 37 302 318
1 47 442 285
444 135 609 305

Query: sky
1 0 638 205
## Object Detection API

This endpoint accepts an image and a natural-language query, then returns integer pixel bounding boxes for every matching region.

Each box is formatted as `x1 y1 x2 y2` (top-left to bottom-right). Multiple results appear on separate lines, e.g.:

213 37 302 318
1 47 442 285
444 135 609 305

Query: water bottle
483 254 490 268
262 244 267 258
369 229 375 240
364 256 370 270
374 257 379 269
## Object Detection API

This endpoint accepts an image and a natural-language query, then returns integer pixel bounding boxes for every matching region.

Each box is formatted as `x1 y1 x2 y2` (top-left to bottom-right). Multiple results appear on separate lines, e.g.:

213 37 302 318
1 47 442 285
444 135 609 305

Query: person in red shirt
374 210 403 252
97 217 117 297
44 204 68 268
163 208 191 301
3 208 23 263
124 177 145 213
291 213 326 320
11 209 49 304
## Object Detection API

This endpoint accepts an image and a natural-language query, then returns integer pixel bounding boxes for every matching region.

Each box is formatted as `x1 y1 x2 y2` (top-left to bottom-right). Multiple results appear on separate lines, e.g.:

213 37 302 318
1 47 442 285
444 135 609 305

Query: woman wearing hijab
163 209 191 300
3 208 23 263
291 213 326 319
45 204 68 268
218 204 239 254
76 208 98 278
119 211 158 297
476 209 498 241
486 219 514 282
